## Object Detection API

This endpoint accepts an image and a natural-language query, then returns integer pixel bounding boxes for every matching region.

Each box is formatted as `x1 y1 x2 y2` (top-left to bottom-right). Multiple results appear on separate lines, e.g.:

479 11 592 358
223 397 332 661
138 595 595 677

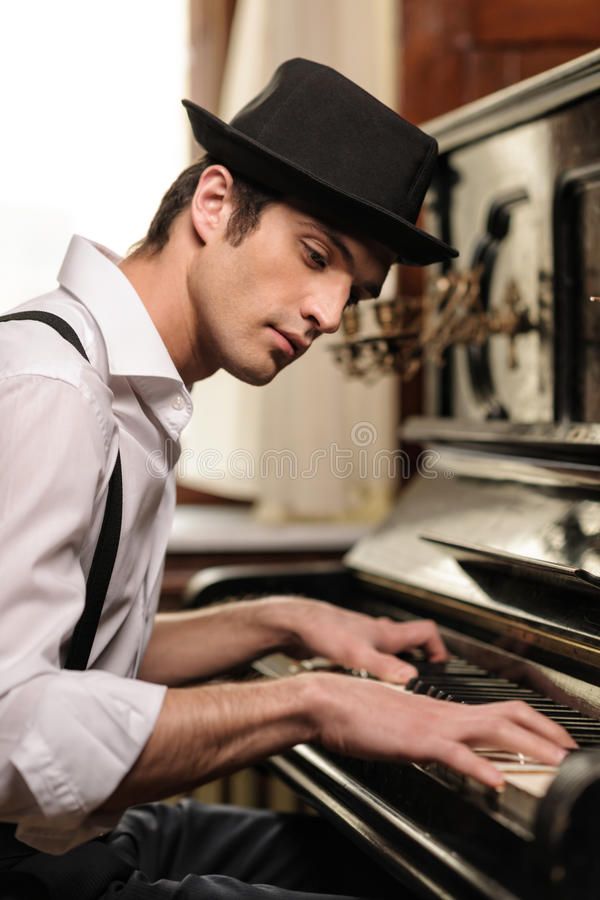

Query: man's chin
224 359 282 387
245 371 277 387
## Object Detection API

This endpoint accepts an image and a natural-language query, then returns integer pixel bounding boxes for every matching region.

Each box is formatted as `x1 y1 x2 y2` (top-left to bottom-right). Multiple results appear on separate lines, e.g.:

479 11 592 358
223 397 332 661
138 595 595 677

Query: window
0 0 188 310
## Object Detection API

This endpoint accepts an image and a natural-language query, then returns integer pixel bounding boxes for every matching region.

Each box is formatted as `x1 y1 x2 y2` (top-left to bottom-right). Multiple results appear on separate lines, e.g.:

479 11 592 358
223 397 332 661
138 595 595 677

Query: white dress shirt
0 236 193 854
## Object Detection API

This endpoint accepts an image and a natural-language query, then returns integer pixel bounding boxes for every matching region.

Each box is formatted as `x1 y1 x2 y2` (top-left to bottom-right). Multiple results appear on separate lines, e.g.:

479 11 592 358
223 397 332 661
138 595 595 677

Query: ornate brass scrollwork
331 268 536 382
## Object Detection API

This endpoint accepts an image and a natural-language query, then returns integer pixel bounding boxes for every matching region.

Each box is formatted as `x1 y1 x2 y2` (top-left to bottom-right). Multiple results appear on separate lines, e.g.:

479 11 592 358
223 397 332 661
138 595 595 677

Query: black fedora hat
182 58 458 266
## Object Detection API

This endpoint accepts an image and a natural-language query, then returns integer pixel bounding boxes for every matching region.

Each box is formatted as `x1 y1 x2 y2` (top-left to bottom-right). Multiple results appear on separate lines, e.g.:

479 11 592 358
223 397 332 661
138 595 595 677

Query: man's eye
304 244 328 270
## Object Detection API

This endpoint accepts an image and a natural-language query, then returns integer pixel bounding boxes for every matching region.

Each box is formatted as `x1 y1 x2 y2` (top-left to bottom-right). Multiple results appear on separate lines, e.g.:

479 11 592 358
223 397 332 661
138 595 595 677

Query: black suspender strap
0 310 123 671
64 453 122 670
0 310 89 356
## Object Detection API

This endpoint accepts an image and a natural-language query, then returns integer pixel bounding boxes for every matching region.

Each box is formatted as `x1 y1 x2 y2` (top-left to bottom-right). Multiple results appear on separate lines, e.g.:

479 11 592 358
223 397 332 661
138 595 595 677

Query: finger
465 717 568 767
492 700 578 749
381 619 448 662
355 648 418 684
432 739 505 789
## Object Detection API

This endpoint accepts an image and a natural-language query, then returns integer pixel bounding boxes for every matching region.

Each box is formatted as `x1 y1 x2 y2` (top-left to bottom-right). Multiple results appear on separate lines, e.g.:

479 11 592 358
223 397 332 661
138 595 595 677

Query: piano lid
346 471 600 588
344 467 600 660
421 533 600 595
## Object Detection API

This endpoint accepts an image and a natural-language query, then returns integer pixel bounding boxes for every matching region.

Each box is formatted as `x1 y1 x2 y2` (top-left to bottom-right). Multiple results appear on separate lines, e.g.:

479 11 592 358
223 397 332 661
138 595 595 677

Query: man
0 59 574 900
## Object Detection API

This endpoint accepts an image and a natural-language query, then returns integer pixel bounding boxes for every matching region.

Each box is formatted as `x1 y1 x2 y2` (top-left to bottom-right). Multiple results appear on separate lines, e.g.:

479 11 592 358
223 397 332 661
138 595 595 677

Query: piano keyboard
403 657 600 750
397 655 600 808
254 650 600 833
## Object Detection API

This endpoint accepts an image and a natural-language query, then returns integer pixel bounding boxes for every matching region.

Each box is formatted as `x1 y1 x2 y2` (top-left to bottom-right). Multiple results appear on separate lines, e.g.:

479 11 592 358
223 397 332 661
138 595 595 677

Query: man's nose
302 283 349 335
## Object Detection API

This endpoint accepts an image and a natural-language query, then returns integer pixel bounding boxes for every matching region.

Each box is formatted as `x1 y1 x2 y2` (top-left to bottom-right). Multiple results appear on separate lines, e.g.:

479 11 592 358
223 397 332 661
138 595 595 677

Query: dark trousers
4 800 408 900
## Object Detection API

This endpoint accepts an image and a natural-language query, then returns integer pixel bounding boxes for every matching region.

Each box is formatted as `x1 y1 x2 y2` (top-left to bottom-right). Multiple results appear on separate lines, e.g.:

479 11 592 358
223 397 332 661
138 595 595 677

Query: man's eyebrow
300 220 382 299
305 221 355 268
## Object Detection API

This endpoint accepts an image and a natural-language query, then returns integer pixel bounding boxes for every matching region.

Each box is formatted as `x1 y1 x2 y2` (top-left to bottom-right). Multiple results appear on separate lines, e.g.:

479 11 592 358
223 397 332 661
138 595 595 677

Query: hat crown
183 58 458 263
229 58 437 224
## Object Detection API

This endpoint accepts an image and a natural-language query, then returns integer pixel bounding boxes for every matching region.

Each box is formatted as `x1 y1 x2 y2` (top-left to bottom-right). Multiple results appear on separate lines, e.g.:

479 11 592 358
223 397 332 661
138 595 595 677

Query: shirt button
171 394 186 411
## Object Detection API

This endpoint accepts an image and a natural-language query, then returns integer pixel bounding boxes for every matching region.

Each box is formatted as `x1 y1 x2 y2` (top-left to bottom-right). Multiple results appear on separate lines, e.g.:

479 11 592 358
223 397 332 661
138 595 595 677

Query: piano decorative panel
424 50 600 429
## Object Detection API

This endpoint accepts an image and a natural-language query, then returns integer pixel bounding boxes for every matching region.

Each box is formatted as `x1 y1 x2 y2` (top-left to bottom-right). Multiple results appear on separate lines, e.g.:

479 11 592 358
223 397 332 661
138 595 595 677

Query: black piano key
417 664 488 677
445 693 599 721
560 722 600 731
525 707 589 718
453 691 546 700
558 724 600 732
431 686 537 695
436 689 541 701
432 684 537 697
535 716 591 724
410 681 522 693
453 694 587 714
437 684 533 693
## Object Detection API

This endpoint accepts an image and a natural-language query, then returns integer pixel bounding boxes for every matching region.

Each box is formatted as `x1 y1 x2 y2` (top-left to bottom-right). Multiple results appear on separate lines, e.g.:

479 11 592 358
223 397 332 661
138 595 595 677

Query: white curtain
180 0 399 521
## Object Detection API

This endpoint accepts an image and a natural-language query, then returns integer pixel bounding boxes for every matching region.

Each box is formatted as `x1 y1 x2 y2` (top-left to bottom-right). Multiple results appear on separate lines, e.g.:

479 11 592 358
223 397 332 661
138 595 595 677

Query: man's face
188 201 392 385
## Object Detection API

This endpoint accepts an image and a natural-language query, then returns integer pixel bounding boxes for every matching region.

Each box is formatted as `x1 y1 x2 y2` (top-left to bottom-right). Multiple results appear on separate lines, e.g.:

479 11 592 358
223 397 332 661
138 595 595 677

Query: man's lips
269 327 309 357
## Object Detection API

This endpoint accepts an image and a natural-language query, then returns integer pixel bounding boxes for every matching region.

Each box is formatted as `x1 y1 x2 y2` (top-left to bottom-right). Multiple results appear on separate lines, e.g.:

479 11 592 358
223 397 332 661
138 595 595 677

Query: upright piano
186 51 600 899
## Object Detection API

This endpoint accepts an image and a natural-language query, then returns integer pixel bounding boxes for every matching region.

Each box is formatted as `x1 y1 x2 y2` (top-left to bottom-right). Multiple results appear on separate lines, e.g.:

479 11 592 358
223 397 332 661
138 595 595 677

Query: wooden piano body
186 52 600 900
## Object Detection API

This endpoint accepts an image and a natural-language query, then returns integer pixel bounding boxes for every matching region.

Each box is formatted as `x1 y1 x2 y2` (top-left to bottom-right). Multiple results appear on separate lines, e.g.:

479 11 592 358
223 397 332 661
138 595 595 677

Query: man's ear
190 165 234 244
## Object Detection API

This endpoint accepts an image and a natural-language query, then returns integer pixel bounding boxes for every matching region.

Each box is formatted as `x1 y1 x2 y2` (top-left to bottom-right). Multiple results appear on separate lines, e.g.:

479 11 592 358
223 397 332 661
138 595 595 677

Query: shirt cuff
10 670 166 838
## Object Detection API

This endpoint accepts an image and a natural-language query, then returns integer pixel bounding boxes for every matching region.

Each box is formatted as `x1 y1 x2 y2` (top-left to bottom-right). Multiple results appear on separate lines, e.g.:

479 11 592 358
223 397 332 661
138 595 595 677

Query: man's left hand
275 597 448 684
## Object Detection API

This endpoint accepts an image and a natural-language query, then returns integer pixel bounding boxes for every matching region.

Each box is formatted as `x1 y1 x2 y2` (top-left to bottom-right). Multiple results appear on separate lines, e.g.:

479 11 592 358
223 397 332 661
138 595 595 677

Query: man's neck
118 229 214 385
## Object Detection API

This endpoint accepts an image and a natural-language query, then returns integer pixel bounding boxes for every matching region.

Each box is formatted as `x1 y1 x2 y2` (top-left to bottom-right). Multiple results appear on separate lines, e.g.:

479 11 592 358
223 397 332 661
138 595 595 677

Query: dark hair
130 153 278 256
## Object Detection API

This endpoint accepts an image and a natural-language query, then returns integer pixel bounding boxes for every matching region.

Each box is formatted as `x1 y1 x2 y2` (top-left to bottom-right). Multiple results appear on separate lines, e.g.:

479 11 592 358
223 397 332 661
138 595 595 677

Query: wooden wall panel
400 0 600 123
516 45 599 79
401 0 471 123
473 0 600 45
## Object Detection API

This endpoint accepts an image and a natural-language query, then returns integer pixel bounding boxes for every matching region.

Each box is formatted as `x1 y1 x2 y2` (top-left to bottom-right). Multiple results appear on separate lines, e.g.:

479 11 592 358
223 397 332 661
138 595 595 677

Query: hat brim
182 100 458 267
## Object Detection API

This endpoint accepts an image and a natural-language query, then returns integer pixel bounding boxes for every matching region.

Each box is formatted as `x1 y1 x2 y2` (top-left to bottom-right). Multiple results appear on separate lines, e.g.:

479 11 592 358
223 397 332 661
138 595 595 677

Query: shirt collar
58 235 184 384
58 235 193 439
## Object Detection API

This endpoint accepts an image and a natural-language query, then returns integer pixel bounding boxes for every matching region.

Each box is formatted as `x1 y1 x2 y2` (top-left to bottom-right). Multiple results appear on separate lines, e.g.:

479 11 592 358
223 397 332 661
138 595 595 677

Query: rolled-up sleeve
3 670 165 852
0 364 166 853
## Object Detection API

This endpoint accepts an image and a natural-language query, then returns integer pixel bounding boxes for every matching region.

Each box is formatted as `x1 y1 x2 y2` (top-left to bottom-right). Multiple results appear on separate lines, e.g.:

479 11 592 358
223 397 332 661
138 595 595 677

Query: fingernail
397 667 417 683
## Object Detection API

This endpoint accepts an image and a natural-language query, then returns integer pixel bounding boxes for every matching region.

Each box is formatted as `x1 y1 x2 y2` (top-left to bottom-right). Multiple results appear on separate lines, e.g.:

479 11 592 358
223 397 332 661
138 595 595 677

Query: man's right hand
308 671 577 789
99 664 577 815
